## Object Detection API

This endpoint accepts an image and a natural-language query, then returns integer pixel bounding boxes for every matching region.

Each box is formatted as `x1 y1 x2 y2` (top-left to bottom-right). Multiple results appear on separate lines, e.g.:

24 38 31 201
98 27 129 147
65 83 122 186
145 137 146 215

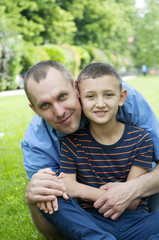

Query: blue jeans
43 197 159 240
148 193 159 212
148 162 159 212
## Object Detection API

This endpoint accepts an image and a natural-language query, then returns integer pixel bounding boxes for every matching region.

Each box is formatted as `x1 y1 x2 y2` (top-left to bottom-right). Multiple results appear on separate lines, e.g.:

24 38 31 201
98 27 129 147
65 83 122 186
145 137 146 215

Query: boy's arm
59 173 106 201
126 165 147 210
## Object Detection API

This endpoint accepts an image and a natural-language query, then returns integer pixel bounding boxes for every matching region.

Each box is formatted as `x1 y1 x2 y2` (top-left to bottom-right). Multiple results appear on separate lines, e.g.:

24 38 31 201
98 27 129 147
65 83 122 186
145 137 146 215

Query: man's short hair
77 62 122 91
24 60 73 104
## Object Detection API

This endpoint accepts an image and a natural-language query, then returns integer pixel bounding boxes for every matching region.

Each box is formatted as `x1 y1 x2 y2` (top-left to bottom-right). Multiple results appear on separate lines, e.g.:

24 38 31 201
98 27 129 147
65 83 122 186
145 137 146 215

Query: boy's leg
42 197 117 240
120 210 159 240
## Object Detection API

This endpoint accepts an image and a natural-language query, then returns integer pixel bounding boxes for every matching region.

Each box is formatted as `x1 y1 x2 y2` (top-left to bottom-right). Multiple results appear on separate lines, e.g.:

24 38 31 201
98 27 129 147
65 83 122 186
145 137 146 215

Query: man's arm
25 168 66 203
93 163 159 220
119 81 159 161
125 165 147 210
25 169 66 239
22 116 65 237
130 163 159 198
94 131 155 220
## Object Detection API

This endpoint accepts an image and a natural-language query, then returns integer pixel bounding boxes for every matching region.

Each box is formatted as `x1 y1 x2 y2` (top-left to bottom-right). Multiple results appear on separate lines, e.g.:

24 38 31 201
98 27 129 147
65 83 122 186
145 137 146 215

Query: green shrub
0 35 23 90
86 46 109 64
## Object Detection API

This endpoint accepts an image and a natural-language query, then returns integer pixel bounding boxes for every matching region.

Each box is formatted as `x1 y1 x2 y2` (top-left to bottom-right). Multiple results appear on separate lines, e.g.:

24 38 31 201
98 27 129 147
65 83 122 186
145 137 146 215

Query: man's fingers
93 197 105 209
38 168 55 175
32 173 59 182
100 184 108 190
109 212 123 221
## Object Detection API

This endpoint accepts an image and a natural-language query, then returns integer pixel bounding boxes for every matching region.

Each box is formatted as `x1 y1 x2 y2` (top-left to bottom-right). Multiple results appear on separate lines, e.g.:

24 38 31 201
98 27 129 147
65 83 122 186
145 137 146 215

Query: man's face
27 68 82 134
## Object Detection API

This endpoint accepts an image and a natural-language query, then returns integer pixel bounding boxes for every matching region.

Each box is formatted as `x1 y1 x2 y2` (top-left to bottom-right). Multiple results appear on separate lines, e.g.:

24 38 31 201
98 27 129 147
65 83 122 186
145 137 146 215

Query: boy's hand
37 198 59 214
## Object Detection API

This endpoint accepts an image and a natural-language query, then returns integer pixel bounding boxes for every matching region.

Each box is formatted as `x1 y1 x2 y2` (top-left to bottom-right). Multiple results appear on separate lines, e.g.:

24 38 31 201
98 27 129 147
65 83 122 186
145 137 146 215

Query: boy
59 62 159 239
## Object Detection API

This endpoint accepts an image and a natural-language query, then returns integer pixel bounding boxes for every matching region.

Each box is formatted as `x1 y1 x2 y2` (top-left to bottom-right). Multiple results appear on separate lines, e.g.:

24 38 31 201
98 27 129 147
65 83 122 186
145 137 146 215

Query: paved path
0 89 25 97
0 76 136 98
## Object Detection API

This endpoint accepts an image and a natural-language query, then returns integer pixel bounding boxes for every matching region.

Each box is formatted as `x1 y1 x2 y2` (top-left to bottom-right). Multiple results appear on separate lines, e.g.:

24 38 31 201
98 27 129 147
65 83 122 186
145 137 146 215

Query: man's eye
60 94 67 100
41 103 49 110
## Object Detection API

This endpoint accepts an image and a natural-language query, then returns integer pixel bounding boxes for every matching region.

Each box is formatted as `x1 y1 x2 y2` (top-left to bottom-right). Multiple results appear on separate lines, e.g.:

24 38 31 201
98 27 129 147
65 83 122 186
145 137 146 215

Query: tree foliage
1 0 159 90
133 0 159 68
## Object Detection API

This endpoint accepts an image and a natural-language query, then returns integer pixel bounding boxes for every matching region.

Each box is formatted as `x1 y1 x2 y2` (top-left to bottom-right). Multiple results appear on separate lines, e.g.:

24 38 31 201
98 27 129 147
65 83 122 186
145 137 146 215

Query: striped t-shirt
60 124 153 209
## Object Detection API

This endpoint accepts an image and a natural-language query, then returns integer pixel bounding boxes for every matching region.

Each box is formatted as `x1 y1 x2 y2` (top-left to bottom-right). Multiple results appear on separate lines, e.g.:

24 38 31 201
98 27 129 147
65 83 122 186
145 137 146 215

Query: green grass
0 95 46 240
125 74 159 118
0 74 158 239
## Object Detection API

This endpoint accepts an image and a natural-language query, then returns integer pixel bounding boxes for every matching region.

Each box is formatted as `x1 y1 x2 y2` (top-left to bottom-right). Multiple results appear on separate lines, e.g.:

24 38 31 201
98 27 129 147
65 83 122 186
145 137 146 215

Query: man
22 60 159 239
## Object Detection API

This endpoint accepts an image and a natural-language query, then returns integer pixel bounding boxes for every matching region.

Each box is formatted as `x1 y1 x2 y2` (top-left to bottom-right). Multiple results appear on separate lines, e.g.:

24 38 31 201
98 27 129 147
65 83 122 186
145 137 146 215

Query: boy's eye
86 95 94 99
105 93 114 97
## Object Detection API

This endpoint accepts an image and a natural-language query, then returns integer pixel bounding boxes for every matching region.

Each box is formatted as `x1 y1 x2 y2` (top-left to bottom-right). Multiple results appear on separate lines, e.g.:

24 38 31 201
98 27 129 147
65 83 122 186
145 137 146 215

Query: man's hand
94 181 136 220
25 168 66 205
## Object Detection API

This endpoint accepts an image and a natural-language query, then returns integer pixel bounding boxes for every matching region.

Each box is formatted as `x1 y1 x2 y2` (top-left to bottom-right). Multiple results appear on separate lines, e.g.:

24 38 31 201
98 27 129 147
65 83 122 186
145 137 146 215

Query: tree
0 0 77 44
133 0 159 68
57 0 136 56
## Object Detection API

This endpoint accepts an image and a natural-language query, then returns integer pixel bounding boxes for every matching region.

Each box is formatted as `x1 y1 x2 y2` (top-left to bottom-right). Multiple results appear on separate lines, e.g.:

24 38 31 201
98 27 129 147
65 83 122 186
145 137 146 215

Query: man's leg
148 193 159 212
119 210 159 240
42 197 117 240
148 163 159 212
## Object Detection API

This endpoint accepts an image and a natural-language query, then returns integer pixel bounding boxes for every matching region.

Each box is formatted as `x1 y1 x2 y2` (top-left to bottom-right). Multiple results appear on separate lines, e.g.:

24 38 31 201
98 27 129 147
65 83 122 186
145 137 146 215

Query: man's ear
119 89 127 107
74 80 80 98
29 104 38 115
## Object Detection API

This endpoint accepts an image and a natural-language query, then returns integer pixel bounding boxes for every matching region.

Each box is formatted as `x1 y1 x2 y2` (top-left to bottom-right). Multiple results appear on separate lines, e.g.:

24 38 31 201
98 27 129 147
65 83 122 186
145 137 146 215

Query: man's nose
53 104 65 117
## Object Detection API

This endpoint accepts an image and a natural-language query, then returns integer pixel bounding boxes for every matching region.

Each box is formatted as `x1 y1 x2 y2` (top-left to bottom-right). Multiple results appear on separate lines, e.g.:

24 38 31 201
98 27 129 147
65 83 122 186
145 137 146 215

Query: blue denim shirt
22 81 159 180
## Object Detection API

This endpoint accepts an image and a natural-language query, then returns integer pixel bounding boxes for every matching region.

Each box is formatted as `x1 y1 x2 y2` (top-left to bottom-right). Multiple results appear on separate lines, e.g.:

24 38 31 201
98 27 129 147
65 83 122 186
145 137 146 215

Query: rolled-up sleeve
22 115 61 180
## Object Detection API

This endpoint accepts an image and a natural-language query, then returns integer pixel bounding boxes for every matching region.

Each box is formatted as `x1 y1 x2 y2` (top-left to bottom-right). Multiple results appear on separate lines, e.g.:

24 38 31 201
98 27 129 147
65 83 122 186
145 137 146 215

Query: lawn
0 95 46 240
125 74 159 118
0 74 158 239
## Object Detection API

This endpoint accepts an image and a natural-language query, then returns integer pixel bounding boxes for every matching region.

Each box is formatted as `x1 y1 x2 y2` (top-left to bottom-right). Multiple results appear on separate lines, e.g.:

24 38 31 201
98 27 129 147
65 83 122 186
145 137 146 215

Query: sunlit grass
0 95 46 240
124 74 159 118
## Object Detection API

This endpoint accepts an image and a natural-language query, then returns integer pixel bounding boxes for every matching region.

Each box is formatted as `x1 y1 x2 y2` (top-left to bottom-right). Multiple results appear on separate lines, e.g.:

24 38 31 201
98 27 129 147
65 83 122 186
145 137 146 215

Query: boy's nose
96 98 106 108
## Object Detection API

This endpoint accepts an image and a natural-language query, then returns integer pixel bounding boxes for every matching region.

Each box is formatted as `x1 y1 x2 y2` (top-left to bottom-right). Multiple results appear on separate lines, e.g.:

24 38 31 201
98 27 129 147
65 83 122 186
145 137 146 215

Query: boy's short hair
77 62 122 91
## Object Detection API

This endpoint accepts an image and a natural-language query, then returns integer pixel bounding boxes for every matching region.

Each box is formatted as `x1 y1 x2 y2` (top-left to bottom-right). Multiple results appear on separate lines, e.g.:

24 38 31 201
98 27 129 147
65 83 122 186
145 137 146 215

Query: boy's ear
119 89 127 107
74 80 80 98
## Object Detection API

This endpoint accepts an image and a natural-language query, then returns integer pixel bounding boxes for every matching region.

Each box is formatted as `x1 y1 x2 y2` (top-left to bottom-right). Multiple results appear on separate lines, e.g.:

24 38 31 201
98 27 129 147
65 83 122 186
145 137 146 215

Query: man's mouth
58 112 73 124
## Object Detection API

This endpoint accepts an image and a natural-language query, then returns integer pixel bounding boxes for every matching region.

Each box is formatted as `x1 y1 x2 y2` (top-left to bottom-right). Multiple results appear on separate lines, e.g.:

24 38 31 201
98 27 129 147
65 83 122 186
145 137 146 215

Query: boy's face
27 68 82 134
78 75 127 125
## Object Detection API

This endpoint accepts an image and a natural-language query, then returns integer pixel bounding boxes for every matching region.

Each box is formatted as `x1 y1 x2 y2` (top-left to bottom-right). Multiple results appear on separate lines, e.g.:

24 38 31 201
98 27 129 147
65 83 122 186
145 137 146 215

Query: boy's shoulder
127 124 152 138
